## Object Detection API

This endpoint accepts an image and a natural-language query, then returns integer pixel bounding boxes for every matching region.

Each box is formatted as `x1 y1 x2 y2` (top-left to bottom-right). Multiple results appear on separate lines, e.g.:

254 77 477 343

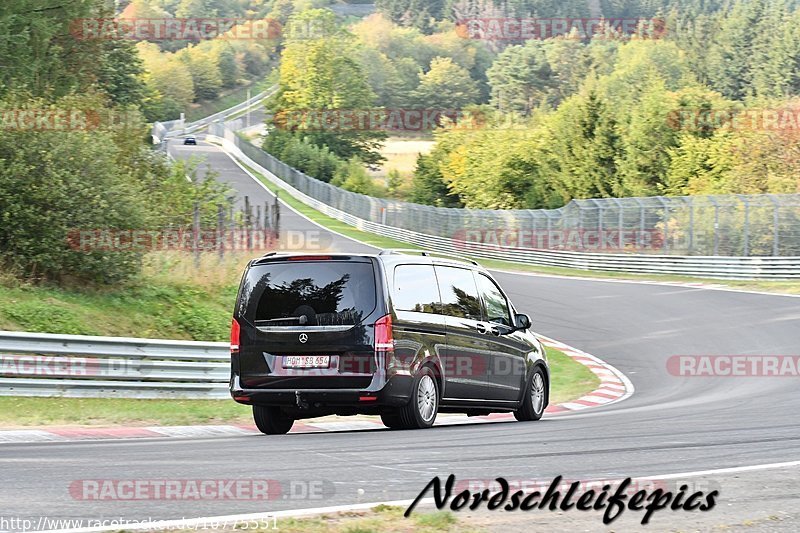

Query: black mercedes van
230 250 549 434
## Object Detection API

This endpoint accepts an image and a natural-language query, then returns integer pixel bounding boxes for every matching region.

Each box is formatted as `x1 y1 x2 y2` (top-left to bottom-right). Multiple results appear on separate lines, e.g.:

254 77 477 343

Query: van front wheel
514 367 547 422
253 405 294 435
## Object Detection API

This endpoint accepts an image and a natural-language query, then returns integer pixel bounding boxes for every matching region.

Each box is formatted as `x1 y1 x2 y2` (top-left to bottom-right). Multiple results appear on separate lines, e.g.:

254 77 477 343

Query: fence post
637 199 645 251
742 196 750 256
274 192 281 237
661 198 669 252
255 204 262 251
244 196 252 251
771 196 780 256
192 201 200 269
688 198 694 255
597 204 604 250
217 204 225 262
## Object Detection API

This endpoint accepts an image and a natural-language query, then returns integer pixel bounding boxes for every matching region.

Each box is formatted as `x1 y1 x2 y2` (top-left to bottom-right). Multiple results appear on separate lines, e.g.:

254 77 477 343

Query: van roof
251 250 483 269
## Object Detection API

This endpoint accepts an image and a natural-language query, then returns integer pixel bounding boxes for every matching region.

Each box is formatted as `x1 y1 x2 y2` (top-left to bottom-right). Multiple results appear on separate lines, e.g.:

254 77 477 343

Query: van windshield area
242 261 376 327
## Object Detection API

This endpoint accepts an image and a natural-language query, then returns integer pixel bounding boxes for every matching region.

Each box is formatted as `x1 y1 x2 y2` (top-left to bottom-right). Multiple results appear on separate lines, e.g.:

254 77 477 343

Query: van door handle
476 323 487 334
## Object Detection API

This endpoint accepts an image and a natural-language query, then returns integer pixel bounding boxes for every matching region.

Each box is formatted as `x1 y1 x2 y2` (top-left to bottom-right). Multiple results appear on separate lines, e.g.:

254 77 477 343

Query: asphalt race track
2 138 798 531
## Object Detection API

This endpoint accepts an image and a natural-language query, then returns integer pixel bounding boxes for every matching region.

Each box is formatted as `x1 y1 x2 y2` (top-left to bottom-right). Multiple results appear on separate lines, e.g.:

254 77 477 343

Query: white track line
42 461 800 533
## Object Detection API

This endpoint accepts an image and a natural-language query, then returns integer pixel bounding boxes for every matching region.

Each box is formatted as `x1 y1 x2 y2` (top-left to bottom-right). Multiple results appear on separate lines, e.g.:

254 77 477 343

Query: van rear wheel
253 405 294 435
398 367 439 429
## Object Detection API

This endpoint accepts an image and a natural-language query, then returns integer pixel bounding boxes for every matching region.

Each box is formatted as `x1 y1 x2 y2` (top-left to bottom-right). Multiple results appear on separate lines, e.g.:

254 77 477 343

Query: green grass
0 253 247 340
0 346 598 427
0 398 251 427
262 505 473 533
547 346 601 405
242 165 800 296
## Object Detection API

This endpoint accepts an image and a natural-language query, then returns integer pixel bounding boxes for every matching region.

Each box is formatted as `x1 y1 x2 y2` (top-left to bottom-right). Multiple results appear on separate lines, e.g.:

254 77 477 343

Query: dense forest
3 0 800 283
263 0 800 207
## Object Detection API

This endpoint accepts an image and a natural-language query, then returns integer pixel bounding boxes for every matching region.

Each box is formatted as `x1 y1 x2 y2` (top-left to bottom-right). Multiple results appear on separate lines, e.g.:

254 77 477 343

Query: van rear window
242 261 376 327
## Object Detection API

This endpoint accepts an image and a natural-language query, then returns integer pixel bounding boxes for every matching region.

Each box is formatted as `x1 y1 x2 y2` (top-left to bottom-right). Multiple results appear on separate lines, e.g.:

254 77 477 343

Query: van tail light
374 314 395 353
230 318 240 354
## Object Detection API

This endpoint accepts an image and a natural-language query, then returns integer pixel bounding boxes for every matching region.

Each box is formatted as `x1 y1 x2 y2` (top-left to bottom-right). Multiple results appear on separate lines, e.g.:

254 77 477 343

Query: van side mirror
514 313 532 331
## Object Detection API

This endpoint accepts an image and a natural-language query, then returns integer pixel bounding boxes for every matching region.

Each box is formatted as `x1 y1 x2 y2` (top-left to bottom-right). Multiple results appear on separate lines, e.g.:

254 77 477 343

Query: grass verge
0 346 598 427
0 253 247 340
219 505 474 533
244 165 799 295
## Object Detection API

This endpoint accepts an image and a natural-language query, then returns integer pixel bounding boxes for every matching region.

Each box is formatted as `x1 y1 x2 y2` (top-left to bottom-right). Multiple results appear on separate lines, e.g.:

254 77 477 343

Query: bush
0 96 230 284
263 131 343 182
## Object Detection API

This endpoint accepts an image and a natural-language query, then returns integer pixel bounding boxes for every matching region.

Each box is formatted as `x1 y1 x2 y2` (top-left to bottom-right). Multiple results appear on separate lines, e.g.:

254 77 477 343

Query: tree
331 158 385 196
706 1 764 100
410 57 480 109
178 47 222 101
271 9 386 168
137 42 195 119
487 42 554 114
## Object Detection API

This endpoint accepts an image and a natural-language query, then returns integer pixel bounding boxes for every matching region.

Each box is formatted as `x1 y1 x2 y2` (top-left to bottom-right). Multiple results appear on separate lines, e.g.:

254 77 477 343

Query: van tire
253 405 294 435
398 367 439 429
514 367 547 422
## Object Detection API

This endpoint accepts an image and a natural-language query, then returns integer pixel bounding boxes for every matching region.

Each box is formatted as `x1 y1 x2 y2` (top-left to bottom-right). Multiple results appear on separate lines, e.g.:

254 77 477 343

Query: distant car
230 249 549 434
183 136 197 145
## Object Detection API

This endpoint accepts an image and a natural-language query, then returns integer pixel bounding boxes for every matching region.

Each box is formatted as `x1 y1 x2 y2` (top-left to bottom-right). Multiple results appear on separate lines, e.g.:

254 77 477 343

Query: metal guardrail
0 331 230 399
209 125 800 279
163 85 278 139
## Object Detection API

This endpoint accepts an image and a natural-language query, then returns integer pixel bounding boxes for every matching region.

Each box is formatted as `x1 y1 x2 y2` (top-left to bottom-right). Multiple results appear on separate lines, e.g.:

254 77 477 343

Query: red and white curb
539 335 634 412
0 339 632 444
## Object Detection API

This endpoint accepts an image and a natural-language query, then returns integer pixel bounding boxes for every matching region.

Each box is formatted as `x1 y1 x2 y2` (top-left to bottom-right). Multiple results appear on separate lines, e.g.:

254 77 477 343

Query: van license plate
283 356 331 369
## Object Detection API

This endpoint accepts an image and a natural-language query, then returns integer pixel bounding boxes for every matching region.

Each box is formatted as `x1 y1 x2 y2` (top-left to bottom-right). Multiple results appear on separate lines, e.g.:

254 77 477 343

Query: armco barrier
208 125 800 280
0 331 229 399
163 85 278 138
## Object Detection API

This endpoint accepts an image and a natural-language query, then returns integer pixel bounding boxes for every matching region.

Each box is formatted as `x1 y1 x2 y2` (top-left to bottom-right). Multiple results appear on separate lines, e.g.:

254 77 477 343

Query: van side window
476 274 512 326
393 265 442 314
435 266 482 321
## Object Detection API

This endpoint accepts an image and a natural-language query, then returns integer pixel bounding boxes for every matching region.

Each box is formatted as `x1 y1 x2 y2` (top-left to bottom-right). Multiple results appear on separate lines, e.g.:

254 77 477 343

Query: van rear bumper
230 374 414 409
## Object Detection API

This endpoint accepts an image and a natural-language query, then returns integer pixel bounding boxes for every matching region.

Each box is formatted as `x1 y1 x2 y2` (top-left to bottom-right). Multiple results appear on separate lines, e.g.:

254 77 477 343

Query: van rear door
236 258 382 389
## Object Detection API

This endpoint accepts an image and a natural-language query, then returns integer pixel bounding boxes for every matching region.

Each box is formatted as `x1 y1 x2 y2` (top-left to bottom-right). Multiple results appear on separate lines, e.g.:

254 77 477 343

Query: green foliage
263 130 343 182
270 9 387 167
0 300 99 336
410 57 480 109
331 157 385 196
0 95 230 284
0 0 144 103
